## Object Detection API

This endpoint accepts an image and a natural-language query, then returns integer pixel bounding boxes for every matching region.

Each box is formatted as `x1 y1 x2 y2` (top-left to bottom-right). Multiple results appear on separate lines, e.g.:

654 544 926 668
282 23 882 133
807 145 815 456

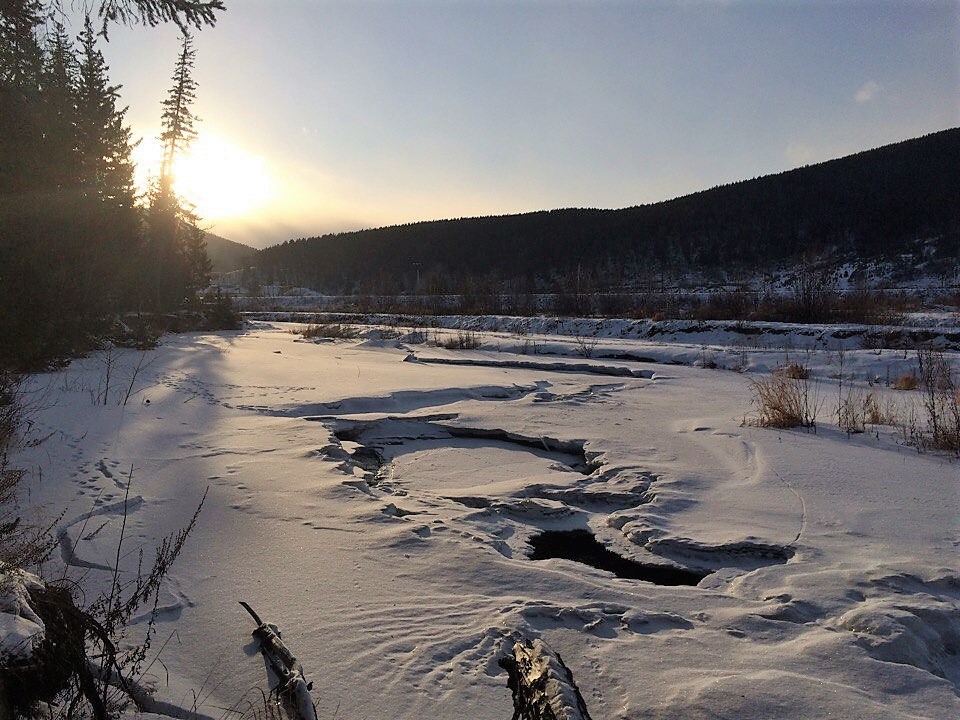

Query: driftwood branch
498 637 593 720
240 601 318 720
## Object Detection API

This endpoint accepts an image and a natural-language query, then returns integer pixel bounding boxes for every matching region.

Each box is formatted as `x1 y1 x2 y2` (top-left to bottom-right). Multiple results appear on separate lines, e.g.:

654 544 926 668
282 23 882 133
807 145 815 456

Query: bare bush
690 287 755 321
783 262 837 323
440 330 482 350
911 350 960 455
52 476 209 720
695 348 718 369
0 375 209 719
515 337 540 355
730 346 750 373
0 371 22 456
300 323 359 340
574 333 599 358
745 373 821 429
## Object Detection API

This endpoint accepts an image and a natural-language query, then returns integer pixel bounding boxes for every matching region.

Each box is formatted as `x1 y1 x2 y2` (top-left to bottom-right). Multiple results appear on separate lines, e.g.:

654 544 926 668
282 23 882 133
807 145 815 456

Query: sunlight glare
133 133 274 222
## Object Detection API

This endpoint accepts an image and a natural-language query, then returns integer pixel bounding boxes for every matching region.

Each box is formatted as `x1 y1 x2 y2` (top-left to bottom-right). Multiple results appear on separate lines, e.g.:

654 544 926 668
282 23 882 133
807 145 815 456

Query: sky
69 0 960 249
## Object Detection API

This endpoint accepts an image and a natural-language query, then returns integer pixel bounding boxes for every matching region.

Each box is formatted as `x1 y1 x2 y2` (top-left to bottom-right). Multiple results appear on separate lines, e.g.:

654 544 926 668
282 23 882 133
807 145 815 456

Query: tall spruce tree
0 2 45 197
158 31 198 196
76 15 137 208
0 8 93 366
40 19 80 192
75 14 140 309
0 3 47 367
146 30 211 310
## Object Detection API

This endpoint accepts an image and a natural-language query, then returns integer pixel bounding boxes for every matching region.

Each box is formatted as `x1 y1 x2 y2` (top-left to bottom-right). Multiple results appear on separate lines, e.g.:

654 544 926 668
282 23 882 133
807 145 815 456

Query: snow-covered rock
0 567 45 666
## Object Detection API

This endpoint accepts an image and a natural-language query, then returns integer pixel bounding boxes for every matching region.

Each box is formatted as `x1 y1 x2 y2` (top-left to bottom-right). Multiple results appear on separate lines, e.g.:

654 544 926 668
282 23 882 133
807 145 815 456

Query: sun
133 132 274 221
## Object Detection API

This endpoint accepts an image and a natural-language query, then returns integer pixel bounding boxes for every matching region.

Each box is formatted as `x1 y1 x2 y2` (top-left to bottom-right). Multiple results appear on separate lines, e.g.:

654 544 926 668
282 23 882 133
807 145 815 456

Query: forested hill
205 232 256 273
257 129 960 293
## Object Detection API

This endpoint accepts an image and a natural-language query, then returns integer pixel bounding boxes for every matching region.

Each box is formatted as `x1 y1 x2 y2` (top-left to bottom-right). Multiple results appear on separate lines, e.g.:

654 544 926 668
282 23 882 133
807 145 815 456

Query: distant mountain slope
257 129 959 292
205 232 256 273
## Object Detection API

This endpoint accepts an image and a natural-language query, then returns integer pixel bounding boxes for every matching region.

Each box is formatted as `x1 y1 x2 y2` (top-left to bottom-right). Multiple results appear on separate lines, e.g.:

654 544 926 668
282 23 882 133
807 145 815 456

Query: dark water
528 529 708 586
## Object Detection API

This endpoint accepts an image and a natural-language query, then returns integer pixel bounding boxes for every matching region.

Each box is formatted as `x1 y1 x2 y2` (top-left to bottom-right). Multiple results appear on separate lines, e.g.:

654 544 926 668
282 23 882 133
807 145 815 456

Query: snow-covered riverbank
10 322 959 719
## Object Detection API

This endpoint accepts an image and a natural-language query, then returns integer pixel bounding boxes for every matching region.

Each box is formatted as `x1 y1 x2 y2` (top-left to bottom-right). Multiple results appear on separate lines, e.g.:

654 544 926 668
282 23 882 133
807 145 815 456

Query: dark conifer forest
0 2 224 370
257 129 959 294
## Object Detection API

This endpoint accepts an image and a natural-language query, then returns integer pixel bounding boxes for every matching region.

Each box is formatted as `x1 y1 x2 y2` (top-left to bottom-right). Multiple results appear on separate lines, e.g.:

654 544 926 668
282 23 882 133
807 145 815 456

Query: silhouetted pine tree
38 19 102 338
41 20 80 191
76 16 136 206
158 32 197 192
145 31 210 310
75 14 141 309
0 5 87 367
0 1 45 197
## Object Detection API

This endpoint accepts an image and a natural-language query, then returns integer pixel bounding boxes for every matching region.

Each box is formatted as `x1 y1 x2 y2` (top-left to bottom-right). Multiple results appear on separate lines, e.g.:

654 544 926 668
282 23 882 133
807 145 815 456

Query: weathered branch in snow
240 601 318 720
499 637 593 720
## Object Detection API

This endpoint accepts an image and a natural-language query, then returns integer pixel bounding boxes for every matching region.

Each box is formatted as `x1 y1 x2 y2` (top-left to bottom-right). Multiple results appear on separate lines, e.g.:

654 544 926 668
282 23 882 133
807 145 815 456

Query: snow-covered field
11 321 960 719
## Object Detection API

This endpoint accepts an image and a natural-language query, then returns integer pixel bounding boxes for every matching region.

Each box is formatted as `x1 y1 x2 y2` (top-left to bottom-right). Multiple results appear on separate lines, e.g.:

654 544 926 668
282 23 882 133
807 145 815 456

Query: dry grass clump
745 373 820 429
775 362 811 380
844 350 959 456
753 348 960 454
440 330 482 350
838 384 905 434
300 323 359 340
892 373 919 391
863 392 901 426
837 386 868 434
226 689 288 720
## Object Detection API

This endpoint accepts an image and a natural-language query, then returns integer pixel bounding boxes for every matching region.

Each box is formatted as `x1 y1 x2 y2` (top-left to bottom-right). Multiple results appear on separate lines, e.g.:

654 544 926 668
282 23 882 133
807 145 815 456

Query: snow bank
248 311 960 351
7 324 959 719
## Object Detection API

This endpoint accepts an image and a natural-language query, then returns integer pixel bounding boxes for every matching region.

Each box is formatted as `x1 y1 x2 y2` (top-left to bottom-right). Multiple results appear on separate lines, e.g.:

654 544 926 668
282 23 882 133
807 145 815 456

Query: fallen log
240 601 318 720
498 637 593 720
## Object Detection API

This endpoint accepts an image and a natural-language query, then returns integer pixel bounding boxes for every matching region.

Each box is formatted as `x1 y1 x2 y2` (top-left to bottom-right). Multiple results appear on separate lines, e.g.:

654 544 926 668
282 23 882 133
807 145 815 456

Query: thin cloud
855 80 883 104
786 143 814 166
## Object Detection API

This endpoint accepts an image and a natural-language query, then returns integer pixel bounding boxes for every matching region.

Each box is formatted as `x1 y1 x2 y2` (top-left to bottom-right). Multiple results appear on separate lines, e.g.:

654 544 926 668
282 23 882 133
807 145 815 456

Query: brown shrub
745 373 820 429
776 362 811 380
892 374 919 391
863 393 902 426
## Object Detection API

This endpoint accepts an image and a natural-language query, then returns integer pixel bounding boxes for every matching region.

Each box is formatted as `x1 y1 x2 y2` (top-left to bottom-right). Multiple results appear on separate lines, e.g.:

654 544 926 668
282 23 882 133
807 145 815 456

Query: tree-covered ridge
257 129 959 294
